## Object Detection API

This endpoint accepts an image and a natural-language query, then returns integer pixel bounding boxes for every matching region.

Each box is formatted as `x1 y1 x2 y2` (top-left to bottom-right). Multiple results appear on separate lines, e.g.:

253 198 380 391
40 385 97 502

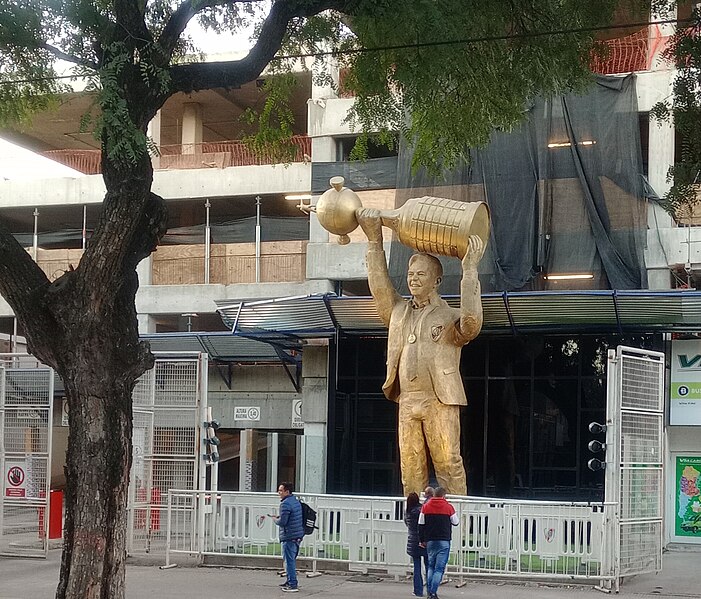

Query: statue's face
407 256 441 301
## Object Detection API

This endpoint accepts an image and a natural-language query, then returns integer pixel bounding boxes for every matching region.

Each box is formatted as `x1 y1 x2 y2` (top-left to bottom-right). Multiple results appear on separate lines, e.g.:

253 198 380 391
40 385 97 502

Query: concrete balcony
41 137 312 175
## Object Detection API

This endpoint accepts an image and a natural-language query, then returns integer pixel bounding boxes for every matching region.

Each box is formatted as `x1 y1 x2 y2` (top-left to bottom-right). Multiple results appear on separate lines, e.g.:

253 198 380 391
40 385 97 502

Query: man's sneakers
281 584 299 593
279 580 290 586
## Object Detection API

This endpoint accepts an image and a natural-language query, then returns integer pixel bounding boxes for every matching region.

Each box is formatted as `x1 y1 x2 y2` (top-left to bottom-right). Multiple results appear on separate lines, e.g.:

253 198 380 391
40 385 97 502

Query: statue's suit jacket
366 247 483 406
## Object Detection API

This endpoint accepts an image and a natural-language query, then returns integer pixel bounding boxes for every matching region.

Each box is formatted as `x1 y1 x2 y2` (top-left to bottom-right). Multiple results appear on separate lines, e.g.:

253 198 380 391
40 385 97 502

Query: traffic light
587 421 607 471
204 420 220 465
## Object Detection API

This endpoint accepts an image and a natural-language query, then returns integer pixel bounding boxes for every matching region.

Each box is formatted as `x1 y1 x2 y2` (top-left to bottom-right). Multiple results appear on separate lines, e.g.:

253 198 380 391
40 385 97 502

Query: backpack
300 501 318 536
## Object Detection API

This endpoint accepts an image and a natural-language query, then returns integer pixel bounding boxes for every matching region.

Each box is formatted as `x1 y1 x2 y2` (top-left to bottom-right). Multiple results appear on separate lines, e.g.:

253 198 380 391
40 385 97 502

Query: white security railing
164 490 617 585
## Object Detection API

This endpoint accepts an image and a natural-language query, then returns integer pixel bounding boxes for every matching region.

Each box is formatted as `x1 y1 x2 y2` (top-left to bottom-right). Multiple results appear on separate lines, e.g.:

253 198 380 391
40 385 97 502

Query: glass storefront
216 429 301 492
329 333 661 500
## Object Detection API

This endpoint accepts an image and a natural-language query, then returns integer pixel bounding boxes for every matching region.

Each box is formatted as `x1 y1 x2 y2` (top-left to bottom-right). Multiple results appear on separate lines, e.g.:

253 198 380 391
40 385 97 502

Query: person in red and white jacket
418 487 459 599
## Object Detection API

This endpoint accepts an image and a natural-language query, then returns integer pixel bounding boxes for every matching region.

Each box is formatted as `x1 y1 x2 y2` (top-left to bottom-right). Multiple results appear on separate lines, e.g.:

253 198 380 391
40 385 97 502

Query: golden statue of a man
357 208 484 496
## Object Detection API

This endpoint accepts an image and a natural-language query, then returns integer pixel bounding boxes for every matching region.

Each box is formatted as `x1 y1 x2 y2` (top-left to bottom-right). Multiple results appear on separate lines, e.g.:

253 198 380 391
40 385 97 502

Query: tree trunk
48 148 166 597
56 374 134 599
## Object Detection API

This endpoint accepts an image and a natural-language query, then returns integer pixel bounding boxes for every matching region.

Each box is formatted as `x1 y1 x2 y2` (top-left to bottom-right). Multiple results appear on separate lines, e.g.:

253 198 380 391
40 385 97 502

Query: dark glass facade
328 333 662 500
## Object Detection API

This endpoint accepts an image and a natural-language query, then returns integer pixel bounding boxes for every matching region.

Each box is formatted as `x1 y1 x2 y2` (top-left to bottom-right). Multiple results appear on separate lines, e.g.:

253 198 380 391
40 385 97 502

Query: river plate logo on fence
676 456 701 537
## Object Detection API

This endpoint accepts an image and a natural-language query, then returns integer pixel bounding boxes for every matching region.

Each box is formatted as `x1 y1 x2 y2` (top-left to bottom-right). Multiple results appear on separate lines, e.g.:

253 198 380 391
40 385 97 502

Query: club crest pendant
407 333 417 344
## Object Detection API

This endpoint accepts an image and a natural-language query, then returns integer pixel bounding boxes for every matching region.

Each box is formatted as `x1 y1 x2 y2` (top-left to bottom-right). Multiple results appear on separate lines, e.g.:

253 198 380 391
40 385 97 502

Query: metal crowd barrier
164 490 617 585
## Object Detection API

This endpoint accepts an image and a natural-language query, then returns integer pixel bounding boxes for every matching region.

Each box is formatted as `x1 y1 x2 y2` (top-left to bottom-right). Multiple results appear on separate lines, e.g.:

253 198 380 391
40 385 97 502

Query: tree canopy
650 0 701 218
1 0 618 169
0 1 620 597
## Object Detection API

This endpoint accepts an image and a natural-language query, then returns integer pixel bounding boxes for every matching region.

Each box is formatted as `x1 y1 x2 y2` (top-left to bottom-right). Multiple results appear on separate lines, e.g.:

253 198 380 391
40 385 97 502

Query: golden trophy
302 176 490 258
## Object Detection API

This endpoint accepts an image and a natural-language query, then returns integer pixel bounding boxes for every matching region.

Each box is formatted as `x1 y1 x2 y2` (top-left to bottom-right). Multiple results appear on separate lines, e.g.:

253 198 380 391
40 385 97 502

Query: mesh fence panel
619 521 663 575
614 348 664 581
0 367 53 557
620 467 663 521
3 370 52 406
620 412 662 465
129 357 201 556
620 356 663 411
133 369 154 407
154 361 198 407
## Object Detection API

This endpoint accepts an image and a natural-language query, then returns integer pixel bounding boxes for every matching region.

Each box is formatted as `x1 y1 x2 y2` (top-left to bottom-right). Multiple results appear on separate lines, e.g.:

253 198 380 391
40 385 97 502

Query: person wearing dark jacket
418 487 459 599
271 482 304 592
405 492 428 597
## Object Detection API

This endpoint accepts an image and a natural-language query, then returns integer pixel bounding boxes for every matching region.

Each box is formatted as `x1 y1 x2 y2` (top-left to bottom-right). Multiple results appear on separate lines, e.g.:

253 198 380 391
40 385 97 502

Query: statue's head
407 253 442 301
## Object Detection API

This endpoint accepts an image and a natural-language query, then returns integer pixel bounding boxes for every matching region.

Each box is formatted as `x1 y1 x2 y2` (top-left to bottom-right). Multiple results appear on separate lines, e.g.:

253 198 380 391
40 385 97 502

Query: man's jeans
426 540 450 596
282 539 301 588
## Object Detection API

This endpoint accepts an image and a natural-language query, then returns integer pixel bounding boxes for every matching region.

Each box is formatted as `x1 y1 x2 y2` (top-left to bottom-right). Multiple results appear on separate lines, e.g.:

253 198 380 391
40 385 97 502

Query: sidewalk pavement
0 546 698 599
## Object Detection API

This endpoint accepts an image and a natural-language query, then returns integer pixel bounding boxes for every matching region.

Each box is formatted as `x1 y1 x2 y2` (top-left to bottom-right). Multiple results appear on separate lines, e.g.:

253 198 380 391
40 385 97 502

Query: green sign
670 340 701 425
675 456 701 538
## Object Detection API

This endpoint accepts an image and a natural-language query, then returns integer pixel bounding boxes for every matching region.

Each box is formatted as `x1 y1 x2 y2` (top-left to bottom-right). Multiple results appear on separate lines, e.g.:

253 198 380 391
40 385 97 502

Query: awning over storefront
216 290 701 336
142 331 301 362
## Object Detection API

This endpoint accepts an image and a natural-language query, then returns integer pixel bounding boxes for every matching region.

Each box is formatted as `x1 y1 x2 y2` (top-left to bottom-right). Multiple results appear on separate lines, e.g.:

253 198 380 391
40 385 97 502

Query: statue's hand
462 235 485 269
356 207 383 244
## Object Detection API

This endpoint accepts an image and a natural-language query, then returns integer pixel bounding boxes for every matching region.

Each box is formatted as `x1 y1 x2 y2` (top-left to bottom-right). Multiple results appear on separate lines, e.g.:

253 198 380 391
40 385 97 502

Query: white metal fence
0 358 54 557
605 346 665 589
127 354 207 555
164 490 616 584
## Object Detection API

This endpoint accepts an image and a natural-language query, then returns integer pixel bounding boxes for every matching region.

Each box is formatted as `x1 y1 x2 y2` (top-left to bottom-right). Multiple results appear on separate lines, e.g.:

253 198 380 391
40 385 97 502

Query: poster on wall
675 456 701 538
670 339 701 425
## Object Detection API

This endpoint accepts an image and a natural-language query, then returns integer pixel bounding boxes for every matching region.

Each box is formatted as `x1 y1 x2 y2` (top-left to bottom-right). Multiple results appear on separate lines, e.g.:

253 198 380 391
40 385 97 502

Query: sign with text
234 406 261 421
4 460 27 498
292 399 304 429
671 340 701 425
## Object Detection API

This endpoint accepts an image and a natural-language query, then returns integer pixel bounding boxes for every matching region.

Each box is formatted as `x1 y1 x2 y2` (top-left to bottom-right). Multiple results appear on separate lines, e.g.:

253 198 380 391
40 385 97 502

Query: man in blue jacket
271 482 304 592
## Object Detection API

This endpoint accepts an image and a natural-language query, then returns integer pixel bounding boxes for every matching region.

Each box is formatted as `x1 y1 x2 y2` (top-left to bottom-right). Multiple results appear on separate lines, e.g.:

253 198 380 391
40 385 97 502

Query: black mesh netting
389 74 648 294
14 216 309 248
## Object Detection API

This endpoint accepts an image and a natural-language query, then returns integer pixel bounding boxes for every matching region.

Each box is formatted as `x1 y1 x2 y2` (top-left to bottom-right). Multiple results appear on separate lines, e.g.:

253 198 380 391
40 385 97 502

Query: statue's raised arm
456 234 485 345
357 207 402 327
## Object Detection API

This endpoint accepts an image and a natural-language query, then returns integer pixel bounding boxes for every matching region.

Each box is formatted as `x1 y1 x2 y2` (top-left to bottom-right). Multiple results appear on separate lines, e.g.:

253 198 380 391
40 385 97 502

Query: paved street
0 547 698 599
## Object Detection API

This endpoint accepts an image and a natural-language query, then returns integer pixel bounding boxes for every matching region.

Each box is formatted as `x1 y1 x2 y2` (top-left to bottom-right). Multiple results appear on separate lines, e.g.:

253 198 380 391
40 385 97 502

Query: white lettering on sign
292 399 304 429
234 406 261 421
5 460 27 498
17 409 41 420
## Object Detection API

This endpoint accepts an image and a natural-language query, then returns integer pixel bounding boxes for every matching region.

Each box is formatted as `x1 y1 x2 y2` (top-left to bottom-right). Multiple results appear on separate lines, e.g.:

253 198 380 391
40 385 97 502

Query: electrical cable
0 16 692 86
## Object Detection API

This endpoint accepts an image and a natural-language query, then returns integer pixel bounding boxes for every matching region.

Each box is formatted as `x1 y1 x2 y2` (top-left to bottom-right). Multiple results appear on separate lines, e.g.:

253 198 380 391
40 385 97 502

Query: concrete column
648 115 675 226
301 344 329 493
647 268 673 290
239 429 254 491
137 314 156 334
311 43 338 101
182 102 203 154
646 79 675 288
308 137 335 244
136 256 156 333
136 255 153 286
148 110 162 169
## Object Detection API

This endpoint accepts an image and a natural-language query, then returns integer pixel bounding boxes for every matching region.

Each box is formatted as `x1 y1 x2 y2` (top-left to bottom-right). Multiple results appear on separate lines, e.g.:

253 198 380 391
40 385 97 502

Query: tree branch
0 218 59 365
39 43 99 71
113 0 153 48
159 0 259 59
167 0 353 94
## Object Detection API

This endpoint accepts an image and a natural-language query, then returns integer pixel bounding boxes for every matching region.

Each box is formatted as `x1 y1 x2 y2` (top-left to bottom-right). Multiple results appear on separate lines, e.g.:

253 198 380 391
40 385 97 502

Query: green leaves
241 73 299 165
338 0 614 172
0 0 622 174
